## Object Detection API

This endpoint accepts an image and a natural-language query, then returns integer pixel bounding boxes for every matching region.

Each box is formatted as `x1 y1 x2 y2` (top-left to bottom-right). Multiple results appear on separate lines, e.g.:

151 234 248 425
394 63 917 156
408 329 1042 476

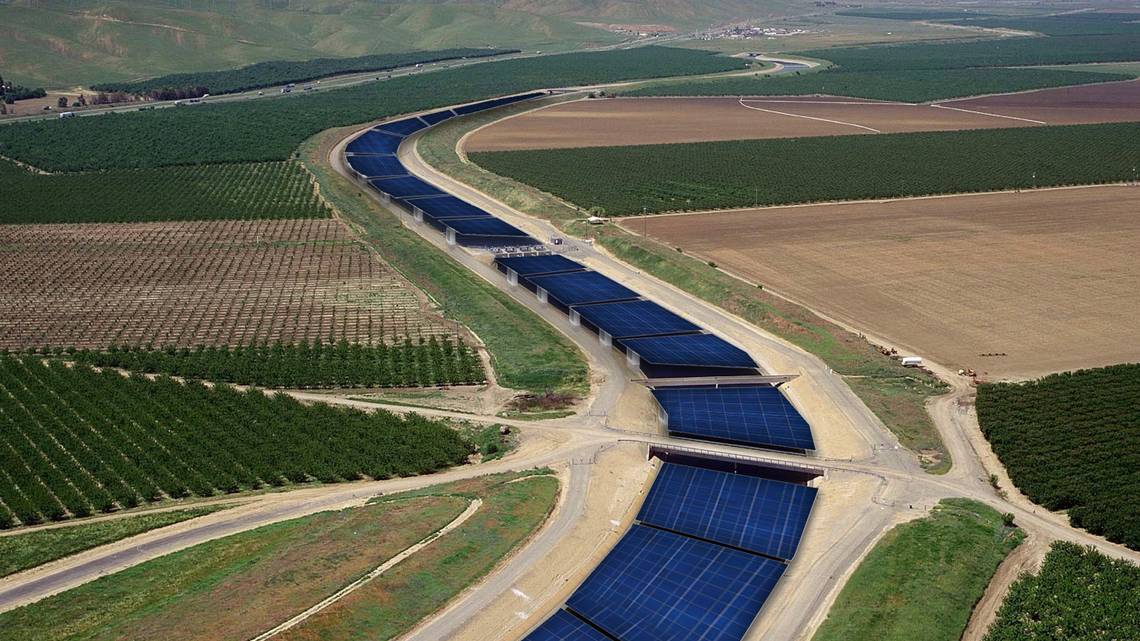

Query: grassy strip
418 99 950 472
277 472 559 640
469 122 1140 215
300 130 588 395
813 499 1023 641
977 363 1140 550
0 495 468 641
625 67 1131 102
984 542 1140 641
0 505 226 578
0 158 329 224
63 338 485 389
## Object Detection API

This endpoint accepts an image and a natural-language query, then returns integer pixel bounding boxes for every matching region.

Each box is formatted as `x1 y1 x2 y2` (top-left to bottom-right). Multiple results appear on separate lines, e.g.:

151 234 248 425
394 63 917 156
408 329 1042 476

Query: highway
2 65 1137 641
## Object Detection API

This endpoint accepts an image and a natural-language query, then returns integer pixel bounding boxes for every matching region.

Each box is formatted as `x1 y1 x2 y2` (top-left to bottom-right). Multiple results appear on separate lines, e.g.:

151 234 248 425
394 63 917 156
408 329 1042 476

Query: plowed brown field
623 185 1140 379
466 83 1140 151
0 219 449 350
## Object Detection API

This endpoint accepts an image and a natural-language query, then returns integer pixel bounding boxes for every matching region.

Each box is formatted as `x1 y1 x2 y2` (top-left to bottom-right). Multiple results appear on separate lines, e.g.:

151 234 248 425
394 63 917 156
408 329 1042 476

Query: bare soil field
940 79 1140 125
624 185 1140 379
0 219 451 350
465 89 1140 151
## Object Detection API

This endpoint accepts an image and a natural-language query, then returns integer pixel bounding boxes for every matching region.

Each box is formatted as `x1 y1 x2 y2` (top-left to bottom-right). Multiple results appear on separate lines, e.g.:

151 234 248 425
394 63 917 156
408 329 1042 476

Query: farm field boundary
415 97 951 472
468 121 1140 215
619 185 1140 379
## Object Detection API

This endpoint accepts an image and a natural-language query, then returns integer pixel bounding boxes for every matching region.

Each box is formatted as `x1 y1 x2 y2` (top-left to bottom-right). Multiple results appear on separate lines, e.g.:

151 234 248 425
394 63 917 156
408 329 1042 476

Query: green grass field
302 129 588 395
0 505 226 576
812 499 1023 641
984 542 1140 641
418 96 950 471
470 122 1140 215
0 159 329 223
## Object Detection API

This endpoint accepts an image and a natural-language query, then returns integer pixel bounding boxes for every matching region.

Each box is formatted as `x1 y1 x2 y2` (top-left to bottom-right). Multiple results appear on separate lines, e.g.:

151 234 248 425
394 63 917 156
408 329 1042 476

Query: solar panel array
638 463 817 560
346 131 403 155
652 385 816 452
442 217 532 237
368 175 446 199
522 610 611 641
496 254 585 277
622 334 756 370
574 299 700 340
527 271 639 307
420 109 456 126
566 525 786 641
377 117 428 136
411 195 492 220
346 154 407 178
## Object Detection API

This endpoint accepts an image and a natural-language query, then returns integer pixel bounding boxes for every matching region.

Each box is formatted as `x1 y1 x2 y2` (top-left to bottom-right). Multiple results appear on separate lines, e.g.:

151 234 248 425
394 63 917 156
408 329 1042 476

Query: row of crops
0 356 473 527
92 48 513 97
0 47 742 172
983 542 1140 641
470 121 1140 215
627 67 1130 102
0 159 329 223
976 363 1140 550
62 338 484 388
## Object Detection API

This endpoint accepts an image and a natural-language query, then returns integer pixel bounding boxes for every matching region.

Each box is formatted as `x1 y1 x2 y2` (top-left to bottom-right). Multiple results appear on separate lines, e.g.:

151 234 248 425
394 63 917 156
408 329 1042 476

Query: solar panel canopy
638 463 817 560
443 217 531 236
377 117 427 136
574 299 700 339
368 176 446 199
653 385 815 452
411 195 491 220
420 109 455 126
623 334 756 369
496 254 585 277
454 92 543 115
527 271 639 307
346 131 402 155
346 154 407 178
566 524 785 641
522 610 611 641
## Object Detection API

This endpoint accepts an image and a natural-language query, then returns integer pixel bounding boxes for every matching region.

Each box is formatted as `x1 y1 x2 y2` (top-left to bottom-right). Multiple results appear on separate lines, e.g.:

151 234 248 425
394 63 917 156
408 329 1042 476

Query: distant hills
0 0 800 88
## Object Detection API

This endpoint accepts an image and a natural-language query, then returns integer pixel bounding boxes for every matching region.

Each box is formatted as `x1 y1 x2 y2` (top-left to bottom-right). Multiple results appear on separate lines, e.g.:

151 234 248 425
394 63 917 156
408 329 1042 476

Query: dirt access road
624 185 1140 380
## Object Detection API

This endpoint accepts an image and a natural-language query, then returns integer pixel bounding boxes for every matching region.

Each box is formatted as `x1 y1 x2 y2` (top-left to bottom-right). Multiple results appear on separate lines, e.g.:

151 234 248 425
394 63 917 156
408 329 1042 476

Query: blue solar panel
454 92 545 115
522 610 610 641
368 176 446 199
496 255 585 277
410 195 491 220
420 110 455 126
444 217 532 236
638 463 817 560
652 385 815 452
527 271 638 307
623 334 756 369
377 117 427 136
346 131 403 155
346 155 407 178
566 524 785 641
573 299 700 339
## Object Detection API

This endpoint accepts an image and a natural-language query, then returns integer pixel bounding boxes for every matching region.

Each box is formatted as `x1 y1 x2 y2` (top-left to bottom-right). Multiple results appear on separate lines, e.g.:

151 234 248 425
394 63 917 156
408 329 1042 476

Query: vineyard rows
976 363 1140 550
92 48 512 97
0 159 329 224
67 338 485 388
628 67 1129 102
470 121 1140 215
0 219 453 351
983 542 1140 641
0 47 742 172
0 356 471 527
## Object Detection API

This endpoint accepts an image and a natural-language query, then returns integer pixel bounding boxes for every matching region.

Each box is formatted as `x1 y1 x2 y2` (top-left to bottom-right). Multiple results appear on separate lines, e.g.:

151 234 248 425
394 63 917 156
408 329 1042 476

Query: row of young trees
0 356 473 528
976 363 1140 550
64 338 484 388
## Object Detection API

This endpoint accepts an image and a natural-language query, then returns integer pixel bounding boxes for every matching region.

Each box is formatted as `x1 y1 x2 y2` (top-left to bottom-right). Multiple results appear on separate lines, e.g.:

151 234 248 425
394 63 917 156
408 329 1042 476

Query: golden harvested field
0 219 450 350
465 88 1140 151
624 185 1140 379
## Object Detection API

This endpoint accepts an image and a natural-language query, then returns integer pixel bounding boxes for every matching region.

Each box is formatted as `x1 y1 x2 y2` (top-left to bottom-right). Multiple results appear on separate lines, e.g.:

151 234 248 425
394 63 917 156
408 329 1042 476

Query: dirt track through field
625 185 1140 380
465 81 1140 151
